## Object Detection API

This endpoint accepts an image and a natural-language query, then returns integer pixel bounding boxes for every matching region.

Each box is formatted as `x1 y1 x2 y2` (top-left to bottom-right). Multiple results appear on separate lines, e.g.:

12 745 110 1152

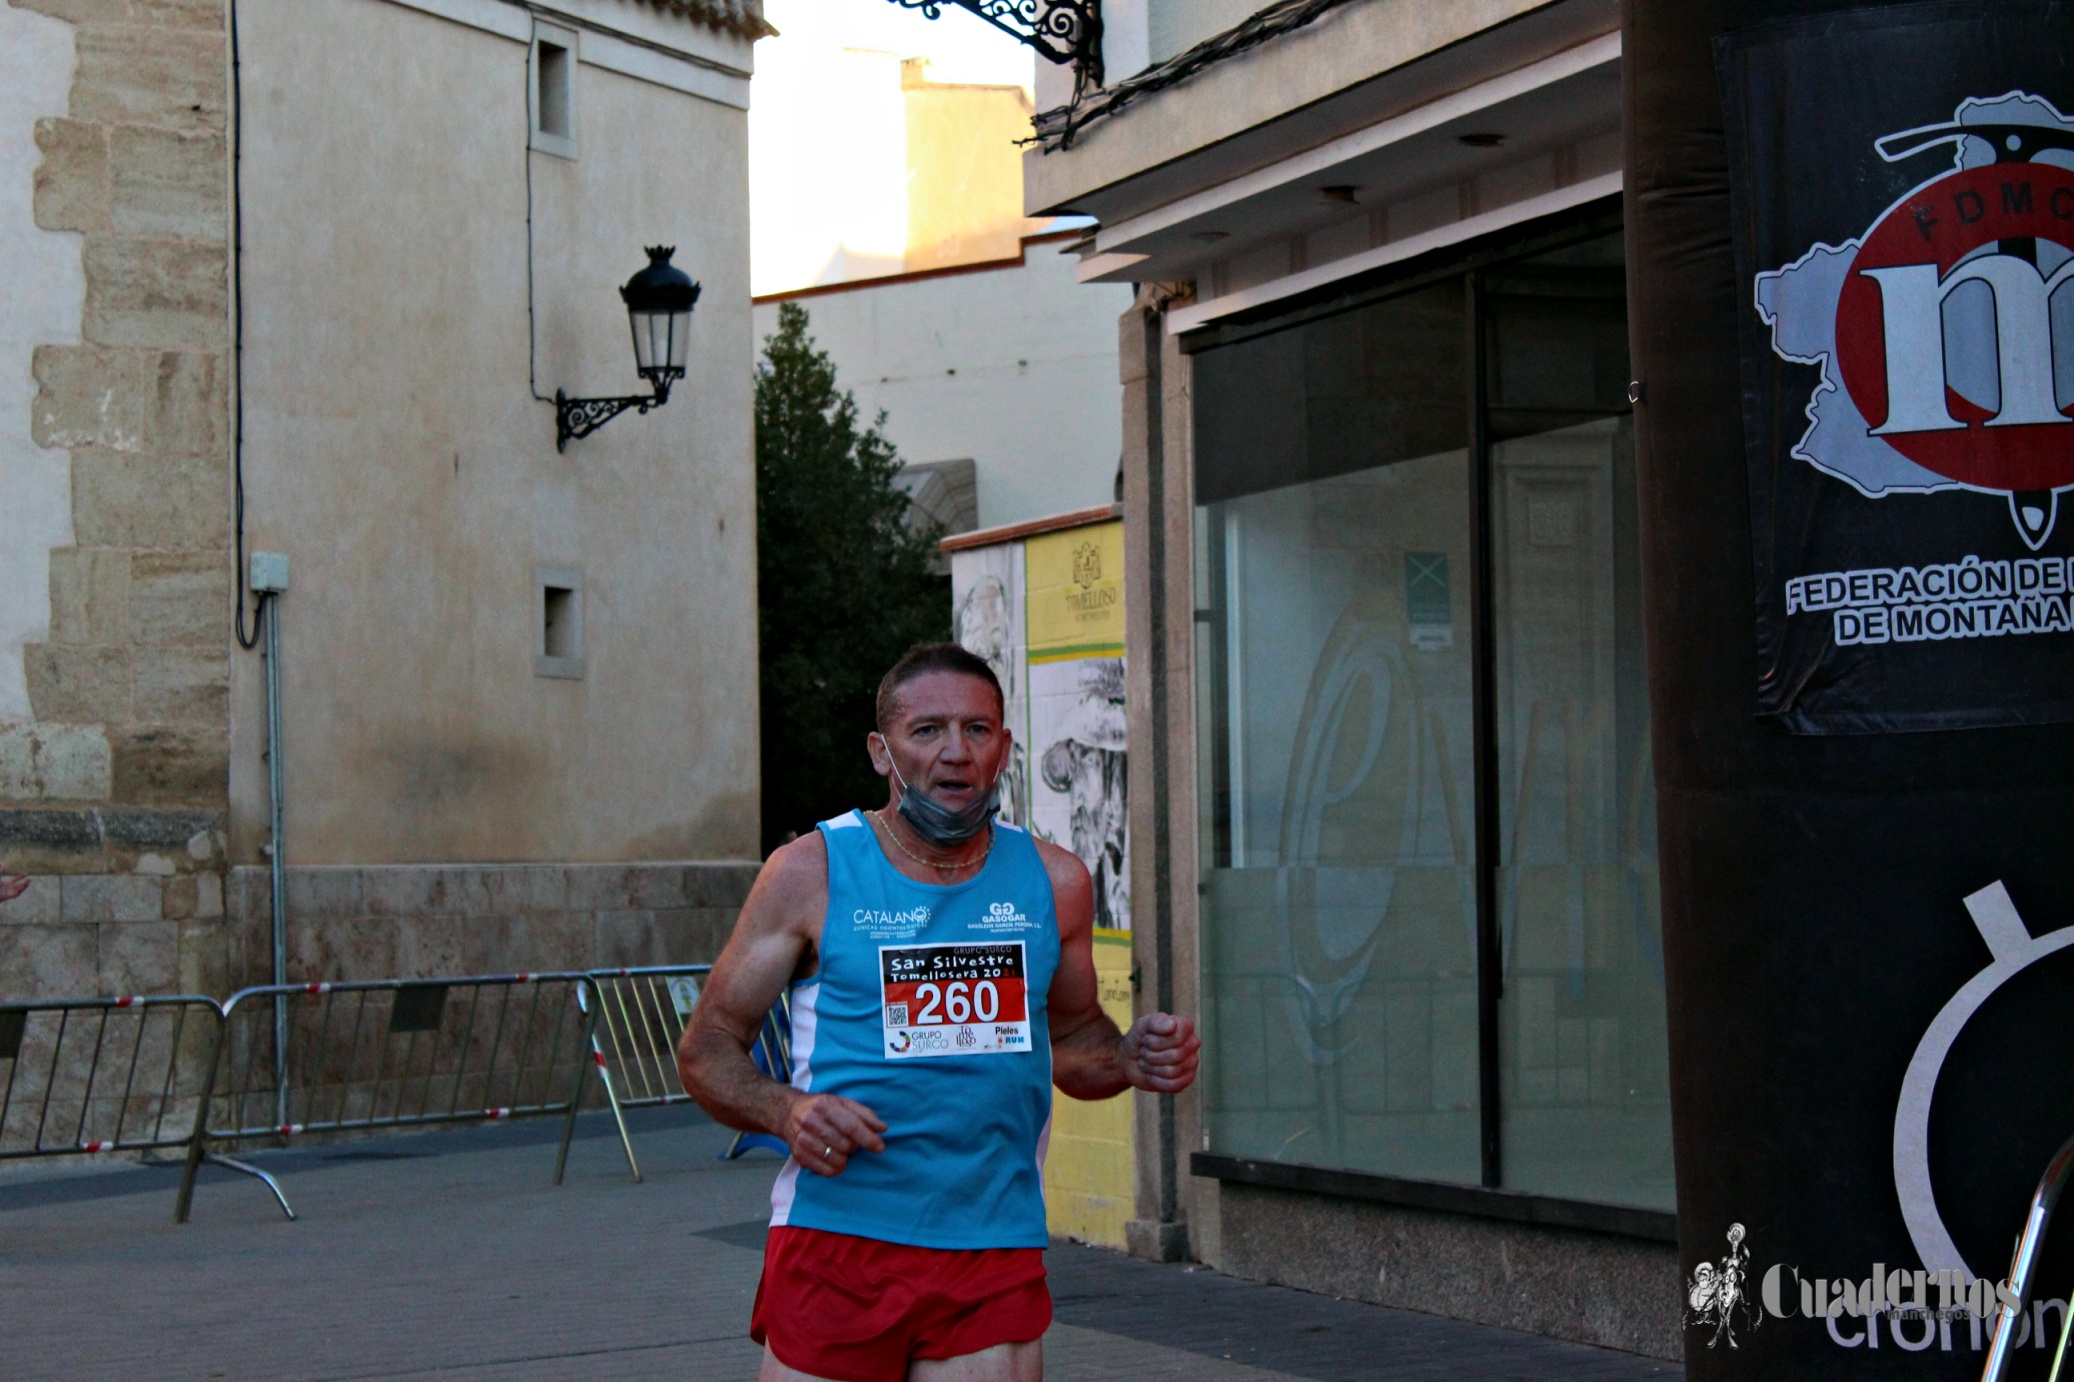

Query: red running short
751 1225 1051 1382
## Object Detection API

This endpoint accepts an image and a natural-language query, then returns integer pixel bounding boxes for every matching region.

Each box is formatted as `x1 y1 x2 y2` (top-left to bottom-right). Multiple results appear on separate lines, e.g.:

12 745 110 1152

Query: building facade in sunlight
1020 0 1680 1360
0 0 766 998
751 6 1137 1246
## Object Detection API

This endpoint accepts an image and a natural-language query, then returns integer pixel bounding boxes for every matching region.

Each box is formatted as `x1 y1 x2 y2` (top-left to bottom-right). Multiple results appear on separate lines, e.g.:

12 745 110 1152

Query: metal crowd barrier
557 965 710 1182
177 971 593 1222
0 965 790 1223
0 994 220 1165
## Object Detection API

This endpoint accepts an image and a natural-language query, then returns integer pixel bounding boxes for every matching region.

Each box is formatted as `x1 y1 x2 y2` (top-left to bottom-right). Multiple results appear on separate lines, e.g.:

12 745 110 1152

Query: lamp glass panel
665 310 690 371
629 310 660 374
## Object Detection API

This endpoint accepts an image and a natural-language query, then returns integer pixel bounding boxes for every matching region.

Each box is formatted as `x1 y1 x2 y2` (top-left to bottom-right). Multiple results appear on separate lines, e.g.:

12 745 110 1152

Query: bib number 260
879 941 1030 1059
914 979 1000 1024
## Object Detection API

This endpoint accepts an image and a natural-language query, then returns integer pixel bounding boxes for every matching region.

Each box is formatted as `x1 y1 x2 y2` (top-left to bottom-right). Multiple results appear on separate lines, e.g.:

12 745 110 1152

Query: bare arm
676 835 885 1177
1040 840 1200 1101
0 866 27 905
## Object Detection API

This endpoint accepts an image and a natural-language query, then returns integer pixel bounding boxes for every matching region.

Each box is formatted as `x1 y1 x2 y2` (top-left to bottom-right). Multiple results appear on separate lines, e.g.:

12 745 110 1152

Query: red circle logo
1835 161 2074 492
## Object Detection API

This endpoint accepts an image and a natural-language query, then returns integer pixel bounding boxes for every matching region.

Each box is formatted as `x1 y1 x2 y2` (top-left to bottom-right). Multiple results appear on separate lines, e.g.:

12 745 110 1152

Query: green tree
756 302 947 851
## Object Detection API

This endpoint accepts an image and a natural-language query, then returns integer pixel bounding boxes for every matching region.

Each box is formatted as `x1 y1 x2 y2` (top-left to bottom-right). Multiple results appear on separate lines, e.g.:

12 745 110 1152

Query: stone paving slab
0 1107 1682 1380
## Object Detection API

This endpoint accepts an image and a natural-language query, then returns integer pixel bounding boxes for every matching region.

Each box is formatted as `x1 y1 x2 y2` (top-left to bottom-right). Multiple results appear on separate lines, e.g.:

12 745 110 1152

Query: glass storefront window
1487 239 1672 1210
1194 282 1481 1183
1192 228 1673 1211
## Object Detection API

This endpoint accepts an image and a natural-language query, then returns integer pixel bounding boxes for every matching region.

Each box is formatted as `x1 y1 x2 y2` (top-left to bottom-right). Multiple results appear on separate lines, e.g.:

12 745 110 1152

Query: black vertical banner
1629 1 2074 1377
1723 3 2074 733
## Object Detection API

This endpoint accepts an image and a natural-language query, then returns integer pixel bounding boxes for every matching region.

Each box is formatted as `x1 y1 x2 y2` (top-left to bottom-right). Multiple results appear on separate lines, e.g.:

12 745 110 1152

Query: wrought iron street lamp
556 245 701 452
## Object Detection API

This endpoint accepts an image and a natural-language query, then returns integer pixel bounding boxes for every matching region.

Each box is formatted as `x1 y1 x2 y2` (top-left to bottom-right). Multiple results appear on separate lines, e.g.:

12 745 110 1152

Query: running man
679 643 1200 1382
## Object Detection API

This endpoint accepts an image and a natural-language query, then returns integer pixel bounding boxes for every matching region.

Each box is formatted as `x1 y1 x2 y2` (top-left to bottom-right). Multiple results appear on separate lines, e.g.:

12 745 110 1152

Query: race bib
879 942 1031 1059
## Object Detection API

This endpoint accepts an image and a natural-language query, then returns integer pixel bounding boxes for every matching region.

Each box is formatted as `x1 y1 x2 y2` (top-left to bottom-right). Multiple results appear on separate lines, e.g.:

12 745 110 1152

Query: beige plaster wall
901 60 1045 273
229 0 759 868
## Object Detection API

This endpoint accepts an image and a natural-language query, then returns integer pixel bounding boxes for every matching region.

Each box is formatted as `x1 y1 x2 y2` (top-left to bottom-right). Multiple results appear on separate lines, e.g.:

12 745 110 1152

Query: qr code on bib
879 941 1031 1059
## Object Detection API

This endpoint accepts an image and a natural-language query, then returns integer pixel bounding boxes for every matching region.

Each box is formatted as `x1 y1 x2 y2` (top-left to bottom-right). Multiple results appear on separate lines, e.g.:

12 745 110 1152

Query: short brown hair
875 643 1004 732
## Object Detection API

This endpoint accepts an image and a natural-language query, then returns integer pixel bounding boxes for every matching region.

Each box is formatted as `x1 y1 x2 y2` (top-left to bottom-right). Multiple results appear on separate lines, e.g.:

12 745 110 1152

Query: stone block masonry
1213 1182 1683 1361
0 860 760 1001
7 0 233 880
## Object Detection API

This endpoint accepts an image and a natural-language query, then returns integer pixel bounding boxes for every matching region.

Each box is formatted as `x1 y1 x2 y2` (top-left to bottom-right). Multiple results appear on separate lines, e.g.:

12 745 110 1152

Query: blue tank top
768 810 1059 1249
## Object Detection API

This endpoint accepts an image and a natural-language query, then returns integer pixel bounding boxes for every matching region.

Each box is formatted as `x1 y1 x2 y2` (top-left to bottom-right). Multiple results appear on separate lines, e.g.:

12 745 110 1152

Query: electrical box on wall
251 551 290 593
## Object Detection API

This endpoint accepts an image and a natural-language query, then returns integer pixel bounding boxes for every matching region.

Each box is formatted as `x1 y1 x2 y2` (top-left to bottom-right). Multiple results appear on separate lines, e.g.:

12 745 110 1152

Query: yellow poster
1043 927 1135 1246
1025 521 1125 662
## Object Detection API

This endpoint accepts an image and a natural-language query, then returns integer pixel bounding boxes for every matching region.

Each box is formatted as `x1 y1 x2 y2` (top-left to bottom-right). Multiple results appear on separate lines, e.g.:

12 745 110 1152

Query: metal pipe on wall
250 553 289 1128
265 591 285 1129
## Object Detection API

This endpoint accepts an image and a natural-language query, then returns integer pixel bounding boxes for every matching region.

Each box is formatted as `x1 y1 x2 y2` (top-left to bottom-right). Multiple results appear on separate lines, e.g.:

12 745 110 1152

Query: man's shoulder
744 831 831 932
1025 835 1092 926
1025 833 1081 875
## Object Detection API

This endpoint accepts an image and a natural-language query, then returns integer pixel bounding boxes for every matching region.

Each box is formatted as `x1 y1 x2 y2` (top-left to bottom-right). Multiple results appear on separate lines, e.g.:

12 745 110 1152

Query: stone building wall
9 0 232 883
0 2 764 1003
1214 1183 1683 1361
0 860 757 1000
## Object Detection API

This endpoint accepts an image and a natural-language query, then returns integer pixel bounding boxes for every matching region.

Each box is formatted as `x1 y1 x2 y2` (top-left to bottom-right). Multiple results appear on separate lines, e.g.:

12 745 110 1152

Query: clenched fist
1119 1012 1201 1095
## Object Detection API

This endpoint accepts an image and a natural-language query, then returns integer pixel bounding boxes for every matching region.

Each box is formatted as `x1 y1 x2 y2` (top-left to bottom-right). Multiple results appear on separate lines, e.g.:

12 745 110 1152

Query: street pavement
0 1107 1684 1380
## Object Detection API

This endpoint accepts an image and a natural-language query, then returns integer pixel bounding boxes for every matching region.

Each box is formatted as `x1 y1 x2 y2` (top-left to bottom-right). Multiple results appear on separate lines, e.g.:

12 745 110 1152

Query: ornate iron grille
889 0 1102 87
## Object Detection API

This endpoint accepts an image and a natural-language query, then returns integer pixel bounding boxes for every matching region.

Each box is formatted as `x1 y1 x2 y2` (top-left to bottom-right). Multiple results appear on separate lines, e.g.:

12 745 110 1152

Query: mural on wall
1025 522 1129 932
950 543 1029 828
951 519 1129 930
1030 656 1128 930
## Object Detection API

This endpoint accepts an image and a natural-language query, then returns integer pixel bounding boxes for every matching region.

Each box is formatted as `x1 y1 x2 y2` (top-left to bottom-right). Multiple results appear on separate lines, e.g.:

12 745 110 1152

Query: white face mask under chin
881 743 1000 847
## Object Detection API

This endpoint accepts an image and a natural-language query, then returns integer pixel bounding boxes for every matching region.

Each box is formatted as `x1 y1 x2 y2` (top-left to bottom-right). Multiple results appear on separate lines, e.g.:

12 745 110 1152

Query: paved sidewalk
0 1108 1683 1381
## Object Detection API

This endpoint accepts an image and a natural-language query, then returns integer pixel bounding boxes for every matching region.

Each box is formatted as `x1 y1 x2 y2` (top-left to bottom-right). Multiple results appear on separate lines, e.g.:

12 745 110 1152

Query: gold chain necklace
870 809 990 875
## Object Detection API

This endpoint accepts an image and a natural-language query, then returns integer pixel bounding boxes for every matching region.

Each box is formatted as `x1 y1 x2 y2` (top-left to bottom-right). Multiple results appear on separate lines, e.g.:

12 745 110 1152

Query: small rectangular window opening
529 24 578 159
537 42 570 138
542 585 575 658
535 566 584 679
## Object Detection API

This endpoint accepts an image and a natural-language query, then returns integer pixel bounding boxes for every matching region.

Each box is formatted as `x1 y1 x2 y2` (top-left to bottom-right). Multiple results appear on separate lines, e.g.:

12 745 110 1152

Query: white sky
749 0 1036 297
758 0 1035 96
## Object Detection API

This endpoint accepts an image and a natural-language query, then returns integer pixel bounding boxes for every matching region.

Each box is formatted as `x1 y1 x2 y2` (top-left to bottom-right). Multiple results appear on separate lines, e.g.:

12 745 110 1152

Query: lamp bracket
554 376 676 453
888 0 1101 86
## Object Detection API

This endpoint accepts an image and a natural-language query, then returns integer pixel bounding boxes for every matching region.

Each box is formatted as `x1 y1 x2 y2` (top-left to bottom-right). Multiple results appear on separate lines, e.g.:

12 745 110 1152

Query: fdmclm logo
1758 91 2074 550
1687 1223 2070 1356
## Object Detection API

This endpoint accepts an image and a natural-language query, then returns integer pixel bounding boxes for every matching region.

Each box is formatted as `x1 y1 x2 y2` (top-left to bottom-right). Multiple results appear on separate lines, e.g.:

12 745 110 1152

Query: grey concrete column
1121 284 1206 1264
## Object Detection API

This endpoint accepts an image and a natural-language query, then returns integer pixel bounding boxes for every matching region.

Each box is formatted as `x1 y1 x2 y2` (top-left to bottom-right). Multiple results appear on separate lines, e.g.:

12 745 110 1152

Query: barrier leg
174 1124 208 1225
174 1013 230 1225
205 1153 296 1221
554 993 622 1185
552 1047 589 1187
601 1059 642 1183
555 988 641 1185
